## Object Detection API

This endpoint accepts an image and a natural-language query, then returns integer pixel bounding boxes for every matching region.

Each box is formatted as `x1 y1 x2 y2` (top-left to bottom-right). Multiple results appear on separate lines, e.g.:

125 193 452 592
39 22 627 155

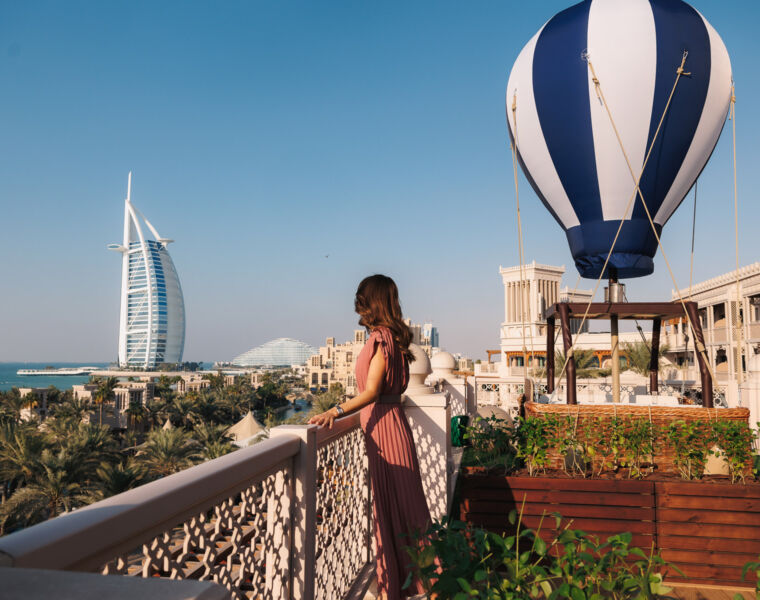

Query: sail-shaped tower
108 173 186 368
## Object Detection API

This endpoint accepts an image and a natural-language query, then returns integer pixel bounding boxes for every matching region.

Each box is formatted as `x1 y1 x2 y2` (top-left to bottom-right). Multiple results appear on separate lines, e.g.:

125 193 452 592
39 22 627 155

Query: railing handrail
0 434 301 572
315 411 362 446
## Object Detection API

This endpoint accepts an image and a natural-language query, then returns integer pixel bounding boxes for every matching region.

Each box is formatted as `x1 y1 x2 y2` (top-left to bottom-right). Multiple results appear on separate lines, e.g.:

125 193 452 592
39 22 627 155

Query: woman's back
355 326 409 396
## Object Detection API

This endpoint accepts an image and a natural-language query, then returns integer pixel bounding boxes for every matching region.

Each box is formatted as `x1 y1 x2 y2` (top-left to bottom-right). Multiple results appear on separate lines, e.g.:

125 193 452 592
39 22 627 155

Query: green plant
666 420 713 480
712 420 754 484
593 417 626 476
620 417 657 480
405 511 679 599
621 341 671 377
554 416 595 477
515 417 557 477
737 555 760 600
462 416 518 473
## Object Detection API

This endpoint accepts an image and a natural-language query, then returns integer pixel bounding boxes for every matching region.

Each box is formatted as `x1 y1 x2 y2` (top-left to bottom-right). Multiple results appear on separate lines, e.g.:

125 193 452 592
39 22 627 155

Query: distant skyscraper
108 173 185 368
422 322 439 348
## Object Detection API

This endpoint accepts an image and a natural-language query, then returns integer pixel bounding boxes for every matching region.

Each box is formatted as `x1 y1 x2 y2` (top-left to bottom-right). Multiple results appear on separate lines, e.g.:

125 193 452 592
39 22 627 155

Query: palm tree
621 341 671 377
58 423 120 482
50 397 91 423
0 451 88 531
0 389 28 424
202 440 237 460
166 395 201 429
0 424 45 495
87 460 150 501
93 377 119 426
136 428 202 478
143 400 167 430
553 349 602 379
202 371 226 391
124 400 146 431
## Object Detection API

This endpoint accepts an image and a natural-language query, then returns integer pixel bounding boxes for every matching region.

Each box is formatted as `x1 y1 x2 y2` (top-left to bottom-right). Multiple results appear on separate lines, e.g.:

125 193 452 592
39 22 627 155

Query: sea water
0 363 110 392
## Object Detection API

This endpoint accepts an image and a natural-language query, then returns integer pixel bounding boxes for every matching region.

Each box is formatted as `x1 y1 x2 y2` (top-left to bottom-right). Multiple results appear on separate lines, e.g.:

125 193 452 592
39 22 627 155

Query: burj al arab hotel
108 174 186 368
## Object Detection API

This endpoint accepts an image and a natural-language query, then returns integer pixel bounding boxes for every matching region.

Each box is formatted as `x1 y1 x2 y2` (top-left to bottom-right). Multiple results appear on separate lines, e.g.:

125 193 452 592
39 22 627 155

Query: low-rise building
176 374 210 395
307 330 367 394
18 388 50 422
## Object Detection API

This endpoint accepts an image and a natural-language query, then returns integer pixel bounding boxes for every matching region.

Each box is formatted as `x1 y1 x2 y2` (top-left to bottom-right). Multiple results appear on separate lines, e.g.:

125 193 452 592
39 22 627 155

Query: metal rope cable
509 93 538 384
730 86 743 385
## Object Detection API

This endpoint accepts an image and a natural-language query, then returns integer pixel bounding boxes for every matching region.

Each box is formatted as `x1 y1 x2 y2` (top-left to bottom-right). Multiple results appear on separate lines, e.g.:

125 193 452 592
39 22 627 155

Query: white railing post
405 344 452 521
404 390 451 521
270 425 318 600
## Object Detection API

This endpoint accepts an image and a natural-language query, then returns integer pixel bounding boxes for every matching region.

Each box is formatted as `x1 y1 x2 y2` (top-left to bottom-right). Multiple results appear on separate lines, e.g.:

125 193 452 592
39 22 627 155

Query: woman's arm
308 346 385 428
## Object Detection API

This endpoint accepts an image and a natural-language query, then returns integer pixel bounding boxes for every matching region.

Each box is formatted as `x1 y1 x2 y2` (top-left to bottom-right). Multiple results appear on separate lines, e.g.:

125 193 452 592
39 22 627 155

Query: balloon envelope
506 0 732 279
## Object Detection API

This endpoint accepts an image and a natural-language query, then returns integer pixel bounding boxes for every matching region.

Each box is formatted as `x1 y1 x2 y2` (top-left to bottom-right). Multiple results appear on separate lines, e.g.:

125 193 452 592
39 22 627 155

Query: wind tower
108 173 186 368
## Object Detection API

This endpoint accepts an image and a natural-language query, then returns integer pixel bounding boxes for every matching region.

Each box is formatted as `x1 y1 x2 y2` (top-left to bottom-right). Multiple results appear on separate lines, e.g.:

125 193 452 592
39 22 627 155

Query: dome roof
409 344 432 377
232 338 317 367
431 351 456 371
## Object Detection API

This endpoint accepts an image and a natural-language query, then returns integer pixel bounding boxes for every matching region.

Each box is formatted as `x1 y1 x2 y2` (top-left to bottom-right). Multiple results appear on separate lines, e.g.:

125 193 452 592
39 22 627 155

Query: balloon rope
548 52 694 400
588 51 717 385
682 180 697 394
689 180 697 300
731 85 743 385
509 93 533 378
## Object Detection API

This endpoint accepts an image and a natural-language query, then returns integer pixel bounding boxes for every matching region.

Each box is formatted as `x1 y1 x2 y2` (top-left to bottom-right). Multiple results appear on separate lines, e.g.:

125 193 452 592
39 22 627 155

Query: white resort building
470 260 760 411
108 174 186 369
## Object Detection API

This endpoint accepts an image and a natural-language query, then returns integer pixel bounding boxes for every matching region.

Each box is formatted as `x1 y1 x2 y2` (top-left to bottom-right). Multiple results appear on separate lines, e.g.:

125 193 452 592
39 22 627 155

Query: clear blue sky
1 1 758 362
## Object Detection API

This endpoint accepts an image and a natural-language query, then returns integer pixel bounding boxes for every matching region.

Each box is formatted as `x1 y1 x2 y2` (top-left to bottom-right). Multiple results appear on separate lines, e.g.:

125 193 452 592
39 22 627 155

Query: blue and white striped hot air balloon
507 0 732 279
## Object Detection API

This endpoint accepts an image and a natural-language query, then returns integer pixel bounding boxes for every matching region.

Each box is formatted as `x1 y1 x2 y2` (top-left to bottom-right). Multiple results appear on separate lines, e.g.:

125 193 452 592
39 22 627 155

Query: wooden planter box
459 472 760 589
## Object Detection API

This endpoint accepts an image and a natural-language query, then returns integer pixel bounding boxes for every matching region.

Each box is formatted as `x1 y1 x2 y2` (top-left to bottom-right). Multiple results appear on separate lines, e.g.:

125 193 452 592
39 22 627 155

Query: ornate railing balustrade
0 394 450 600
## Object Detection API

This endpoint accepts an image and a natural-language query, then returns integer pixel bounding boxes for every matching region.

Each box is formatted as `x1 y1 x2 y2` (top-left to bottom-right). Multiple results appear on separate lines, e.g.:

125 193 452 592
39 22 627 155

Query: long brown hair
354 274 415 362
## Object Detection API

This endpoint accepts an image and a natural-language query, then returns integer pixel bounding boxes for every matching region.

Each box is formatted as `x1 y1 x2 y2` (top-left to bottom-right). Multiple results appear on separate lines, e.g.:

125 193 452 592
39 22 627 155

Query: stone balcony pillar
404 345 452 522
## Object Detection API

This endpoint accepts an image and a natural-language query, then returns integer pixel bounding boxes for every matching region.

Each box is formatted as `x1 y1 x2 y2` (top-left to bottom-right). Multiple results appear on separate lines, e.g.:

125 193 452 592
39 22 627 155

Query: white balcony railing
0 390 450 600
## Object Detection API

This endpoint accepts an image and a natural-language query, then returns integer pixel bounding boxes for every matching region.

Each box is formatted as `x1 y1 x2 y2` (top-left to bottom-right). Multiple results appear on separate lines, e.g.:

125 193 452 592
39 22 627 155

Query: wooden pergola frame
543 301 713 407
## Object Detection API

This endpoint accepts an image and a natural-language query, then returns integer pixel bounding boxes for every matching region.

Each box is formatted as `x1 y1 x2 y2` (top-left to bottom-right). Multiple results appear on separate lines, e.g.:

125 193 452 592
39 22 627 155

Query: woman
309 274 430 600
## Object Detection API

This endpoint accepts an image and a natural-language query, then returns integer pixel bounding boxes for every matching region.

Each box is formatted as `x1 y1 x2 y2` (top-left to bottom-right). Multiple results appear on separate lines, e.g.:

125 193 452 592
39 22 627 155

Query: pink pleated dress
356 327 431 599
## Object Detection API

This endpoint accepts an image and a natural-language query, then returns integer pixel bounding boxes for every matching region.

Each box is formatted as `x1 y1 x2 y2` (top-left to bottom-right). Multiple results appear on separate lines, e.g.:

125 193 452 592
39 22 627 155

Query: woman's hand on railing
309 407 339 429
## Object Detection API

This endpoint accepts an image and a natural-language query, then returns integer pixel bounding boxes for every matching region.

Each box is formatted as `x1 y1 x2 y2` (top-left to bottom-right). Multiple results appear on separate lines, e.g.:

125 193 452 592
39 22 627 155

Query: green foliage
135 428 202 478
738 556 760 599
620 341 670 377
619 417 657 480
554 416 597 478
666 420 713 480
468 413 756 483
461 416 518 473
515 417 555 477
592 417 626 477
711 420 754 484
554 349 607 379
0 370 304 535
405 514 678 599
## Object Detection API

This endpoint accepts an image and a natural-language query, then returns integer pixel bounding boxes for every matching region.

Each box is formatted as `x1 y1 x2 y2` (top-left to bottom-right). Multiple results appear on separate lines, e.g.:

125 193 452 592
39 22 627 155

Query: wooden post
649 317 661 394
685 301 713 408
547 315 555 393
611 314 620 403
557 303 576 405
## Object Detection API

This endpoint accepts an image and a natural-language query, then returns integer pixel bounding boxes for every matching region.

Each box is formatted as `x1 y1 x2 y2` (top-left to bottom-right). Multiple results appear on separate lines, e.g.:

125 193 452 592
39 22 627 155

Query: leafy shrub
666 420 713 480
711 420 755 484
405 513 678 599
462 416 518 473
619 417 657 480
515 417 556 477
592 417 626 477
738 556 760 599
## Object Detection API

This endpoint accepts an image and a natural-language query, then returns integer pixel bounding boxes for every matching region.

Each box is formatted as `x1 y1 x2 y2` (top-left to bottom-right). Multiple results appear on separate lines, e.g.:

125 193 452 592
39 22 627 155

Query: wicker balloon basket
524 401 751 475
